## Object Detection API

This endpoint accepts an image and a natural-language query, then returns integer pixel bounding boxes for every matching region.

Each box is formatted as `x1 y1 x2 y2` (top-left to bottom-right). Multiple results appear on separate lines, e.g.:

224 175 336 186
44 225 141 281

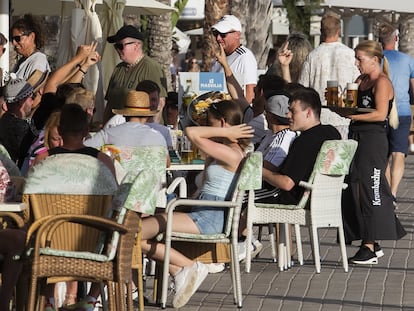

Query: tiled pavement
142 155 414 311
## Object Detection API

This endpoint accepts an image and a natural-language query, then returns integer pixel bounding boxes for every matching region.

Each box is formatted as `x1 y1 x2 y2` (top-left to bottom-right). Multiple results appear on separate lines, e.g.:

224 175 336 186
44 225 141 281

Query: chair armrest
299 180 348 190
26 215 55 245
166 177 187 198
30 214 129 256
298 181 313 190
0 212 25 228
165 198 238 214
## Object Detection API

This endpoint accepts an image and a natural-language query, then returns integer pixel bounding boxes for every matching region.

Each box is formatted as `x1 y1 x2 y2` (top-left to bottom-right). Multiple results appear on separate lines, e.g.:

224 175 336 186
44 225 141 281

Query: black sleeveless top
48 146 99 158
355 83 393 126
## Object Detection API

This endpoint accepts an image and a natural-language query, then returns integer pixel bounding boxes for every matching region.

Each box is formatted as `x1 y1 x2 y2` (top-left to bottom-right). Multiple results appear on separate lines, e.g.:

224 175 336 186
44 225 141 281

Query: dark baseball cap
107 25 144 43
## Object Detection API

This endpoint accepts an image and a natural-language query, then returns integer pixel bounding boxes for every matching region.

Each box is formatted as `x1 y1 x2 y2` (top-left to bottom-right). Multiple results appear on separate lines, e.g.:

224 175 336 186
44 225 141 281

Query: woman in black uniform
344 40 406 265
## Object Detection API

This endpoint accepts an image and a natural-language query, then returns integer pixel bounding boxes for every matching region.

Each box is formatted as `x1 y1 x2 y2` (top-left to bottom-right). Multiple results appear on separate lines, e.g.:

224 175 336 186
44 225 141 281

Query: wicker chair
160 152 263 309
25 162 160 311
245 139 358 273
23 153 118 310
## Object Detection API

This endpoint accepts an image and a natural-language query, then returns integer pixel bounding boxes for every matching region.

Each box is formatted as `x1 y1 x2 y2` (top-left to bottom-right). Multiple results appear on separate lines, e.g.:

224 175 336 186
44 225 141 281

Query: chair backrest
116 145 168 184
223 152 263 237
24 153 118 195
0 144 11 159
0 153 20 177
296 139 358 210
105 170 160 260
23 154 118 251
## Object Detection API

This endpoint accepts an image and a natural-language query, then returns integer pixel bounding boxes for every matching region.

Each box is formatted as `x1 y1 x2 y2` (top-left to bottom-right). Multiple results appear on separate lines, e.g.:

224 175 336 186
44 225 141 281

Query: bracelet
76 63 87 75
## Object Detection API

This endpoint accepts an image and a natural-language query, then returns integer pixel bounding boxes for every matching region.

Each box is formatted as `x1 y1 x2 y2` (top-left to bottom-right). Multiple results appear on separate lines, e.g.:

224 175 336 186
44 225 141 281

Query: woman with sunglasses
10 14 50 80
140 100 253 308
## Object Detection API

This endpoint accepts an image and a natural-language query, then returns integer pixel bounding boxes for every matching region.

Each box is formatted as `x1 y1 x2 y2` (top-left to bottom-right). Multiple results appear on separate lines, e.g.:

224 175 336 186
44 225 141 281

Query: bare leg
78 212 201 301
386 152 406 197
141 212 200 275
63 281 78 305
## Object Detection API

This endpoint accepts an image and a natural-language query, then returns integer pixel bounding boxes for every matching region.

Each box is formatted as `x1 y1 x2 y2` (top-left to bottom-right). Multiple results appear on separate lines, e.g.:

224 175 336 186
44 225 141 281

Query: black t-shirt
278 124 341 205
0 112 30 163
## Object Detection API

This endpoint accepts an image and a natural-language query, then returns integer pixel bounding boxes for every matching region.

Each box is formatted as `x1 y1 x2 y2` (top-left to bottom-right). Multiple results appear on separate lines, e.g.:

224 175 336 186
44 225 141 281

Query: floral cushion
112 171 160 215
116 145 167 183
24 154 118 195
0 144 11 159
0 153 21 177
0 160 10 202
238 152 262 191
312 139 357 176
106 170 160 260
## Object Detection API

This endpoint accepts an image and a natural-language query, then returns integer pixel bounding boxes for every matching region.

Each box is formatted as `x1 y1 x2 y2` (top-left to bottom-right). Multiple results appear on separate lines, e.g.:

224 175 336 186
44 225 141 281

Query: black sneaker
349 245 378 264
374 242 384 258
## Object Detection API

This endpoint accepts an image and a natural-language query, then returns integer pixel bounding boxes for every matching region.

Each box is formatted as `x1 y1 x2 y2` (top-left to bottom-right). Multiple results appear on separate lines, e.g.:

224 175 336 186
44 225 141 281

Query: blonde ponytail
383 57 399 129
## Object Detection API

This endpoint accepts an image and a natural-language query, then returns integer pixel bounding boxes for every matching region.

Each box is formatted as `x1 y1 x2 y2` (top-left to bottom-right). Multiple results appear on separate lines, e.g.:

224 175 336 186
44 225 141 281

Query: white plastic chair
245 139 358 273
161 152 262 309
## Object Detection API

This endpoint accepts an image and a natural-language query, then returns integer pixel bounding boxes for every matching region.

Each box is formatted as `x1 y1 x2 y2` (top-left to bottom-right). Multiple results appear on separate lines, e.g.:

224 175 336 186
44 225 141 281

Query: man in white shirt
210 15 257 104
298 12 360 138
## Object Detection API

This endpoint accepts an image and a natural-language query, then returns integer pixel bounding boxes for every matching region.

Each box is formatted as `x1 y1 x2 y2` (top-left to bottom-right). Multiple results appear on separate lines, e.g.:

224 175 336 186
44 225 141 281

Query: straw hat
112 90 158 117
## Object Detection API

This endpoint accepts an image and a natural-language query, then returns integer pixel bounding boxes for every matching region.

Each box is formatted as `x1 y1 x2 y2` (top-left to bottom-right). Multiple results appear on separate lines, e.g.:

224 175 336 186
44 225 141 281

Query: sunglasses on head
114 41 136 51
212 30 235 38
12 33 30 43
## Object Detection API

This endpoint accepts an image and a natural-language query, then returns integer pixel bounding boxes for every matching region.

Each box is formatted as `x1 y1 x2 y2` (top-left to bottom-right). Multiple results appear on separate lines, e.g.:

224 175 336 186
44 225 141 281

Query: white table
0 202 27 212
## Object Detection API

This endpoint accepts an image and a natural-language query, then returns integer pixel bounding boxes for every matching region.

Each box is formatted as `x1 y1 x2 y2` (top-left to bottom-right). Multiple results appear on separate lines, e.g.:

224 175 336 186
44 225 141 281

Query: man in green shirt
104 25 167 124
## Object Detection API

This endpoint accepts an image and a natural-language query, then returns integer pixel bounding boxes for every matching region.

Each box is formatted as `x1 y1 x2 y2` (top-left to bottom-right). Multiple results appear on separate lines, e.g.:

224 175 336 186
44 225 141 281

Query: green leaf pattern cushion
112 171 160 215
312 139 358 176
0 153 21 177
24 154 118 195
117 145 167 183
0 144 11 159
238 152 263 191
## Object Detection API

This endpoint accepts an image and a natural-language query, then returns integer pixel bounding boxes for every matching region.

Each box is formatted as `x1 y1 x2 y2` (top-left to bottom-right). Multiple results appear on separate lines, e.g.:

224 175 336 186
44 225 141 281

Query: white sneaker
172 261 208 308
238 240 263 262
206 263 225 274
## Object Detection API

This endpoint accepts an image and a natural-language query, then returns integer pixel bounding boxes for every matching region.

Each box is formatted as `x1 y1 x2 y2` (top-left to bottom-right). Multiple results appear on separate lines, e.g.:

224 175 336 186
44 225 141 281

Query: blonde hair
44 111 61 149
65 87 95 110
354 40 390 78
277 32 312 83
321 12 341 40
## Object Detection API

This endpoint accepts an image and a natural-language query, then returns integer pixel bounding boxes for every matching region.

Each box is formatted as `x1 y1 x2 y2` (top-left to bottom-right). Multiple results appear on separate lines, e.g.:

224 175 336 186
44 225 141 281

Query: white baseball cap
212 15 242 33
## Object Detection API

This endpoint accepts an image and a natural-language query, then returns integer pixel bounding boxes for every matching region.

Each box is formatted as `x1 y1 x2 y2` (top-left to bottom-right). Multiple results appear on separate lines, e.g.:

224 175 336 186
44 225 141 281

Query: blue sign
199 73 225 92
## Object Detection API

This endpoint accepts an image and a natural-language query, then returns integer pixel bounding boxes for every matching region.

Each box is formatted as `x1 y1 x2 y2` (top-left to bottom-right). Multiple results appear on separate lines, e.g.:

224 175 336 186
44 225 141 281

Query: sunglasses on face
114 41 136 51
212 30 235 38
12 33 30 43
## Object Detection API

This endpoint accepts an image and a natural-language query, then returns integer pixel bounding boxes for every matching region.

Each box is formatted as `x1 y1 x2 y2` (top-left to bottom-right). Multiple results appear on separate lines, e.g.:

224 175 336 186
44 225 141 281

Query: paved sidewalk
143 155 414 311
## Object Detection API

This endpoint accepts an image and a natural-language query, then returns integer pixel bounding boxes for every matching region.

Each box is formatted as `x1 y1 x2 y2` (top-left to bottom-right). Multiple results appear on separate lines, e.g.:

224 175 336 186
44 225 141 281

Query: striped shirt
211 45 258 92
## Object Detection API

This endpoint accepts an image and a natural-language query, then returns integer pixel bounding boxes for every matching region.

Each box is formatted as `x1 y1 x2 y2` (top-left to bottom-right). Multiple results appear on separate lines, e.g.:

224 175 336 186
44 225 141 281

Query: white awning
322 0 414 13
10 0 175 16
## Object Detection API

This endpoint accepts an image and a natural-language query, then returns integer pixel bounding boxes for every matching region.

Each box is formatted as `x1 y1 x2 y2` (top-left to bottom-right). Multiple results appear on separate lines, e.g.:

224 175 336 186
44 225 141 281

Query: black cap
107 25 144 43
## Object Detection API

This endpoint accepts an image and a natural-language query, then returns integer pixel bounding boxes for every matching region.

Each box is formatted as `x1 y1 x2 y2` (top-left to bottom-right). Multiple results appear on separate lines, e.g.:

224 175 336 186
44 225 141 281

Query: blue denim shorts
388 116 411 154
187 192 225 234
